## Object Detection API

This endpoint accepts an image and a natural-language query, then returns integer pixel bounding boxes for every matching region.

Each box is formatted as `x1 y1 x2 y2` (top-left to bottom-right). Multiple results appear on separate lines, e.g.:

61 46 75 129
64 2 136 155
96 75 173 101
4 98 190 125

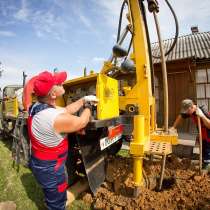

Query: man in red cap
28 71 98 210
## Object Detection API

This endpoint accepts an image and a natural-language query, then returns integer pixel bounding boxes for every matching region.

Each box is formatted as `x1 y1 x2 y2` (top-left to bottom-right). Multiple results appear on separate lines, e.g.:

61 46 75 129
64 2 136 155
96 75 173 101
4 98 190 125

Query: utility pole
23 71 27 87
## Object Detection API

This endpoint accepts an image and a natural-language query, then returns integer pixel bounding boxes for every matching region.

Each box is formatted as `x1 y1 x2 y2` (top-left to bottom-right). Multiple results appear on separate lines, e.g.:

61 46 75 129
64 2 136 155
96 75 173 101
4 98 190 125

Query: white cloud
12 0 69 42
146 0 210 42
0 30 16 37
78 14 92 29
0 47 40 87
92 0 210 42
70 1 95 32
0 66 24 88
112 34 117 41
92 57 105 63
14 0 29 22
32 10 68 42
93 0 123 28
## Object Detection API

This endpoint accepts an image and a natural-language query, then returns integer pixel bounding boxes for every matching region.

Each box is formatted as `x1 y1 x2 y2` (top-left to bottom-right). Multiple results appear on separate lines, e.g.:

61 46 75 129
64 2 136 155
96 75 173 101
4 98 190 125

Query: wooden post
197 116 202 175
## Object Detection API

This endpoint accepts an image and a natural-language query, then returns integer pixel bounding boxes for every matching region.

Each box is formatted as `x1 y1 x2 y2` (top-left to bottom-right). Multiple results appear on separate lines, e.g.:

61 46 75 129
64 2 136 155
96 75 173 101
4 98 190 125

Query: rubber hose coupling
147 0 159 13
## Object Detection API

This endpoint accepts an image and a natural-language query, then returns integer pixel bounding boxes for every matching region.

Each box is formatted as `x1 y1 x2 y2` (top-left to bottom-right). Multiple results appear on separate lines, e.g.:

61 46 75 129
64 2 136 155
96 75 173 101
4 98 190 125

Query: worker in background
171 99 210 172
28 71 98 210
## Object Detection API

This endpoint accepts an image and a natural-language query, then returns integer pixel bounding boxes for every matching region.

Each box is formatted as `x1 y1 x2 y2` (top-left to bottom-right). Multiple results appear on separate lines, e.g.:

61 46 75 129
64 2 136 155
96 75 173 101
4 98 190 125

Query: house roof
151 31 210 64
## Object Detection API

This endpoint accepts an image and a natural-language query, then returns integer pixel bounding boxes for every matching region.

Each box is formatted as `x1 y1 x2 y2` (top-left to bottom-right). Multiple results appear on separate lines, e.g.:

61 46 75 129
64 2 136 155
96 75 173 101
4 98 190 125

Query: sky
0 0 210 88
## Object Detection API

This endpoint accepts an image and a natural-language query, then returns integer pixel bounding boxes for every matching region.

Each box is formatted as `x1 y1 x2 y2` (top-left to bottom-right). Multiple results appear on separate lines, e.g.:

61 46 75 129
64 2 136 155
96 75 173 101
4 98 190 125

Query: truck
0 0 179 195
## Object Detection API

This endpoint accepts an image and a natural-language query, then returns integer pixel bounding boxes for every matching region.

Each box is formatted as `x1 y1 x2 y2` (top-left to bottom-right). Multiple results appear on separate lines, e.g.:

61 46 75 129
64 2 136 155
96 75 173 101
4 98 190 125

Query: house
152 28 210 133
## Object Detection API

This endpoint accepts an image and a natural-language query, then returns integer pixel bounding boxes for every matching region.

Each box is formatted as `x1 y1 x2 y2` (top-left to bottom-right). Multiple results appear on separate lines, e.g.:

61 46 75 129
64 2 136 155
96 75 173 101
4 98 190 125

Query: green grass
0 139 129 210
0 139 45 210
0 139 90 210
117 149 130 158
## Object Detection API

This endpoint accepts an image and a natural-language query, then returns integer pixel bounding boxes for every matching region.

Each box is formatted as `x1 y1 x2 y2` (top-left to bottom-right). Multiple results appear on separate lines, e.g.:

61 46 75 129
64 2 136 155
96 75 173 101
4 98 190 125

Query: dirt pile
82 155 210 210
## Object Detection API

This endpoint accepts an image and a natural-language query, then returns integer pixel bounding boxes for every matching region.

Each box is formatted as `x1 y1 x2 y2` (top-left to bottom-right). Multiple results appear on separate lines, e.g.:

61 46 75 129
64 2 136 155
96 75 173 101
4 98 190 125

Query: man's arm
54 108 91 133
64 95 99 114
196 107 210 129
172 114 183 129
200 116 210 129
65 98 84 114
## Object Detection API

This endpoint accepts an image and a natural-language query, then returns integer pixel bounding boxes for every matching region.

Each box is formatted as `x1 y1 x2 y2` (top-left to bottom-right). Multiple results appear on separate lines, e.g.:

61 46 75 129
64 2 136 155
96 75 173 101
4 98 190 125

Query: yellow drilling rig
0 0 179 195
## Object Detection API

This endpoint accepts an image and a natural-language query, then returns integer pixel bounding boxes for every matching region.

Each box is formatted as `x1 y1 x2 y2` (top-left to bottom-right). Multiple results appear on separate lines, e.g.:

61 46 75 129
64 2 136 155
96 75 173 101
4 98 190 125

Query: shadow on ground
0 136 13 151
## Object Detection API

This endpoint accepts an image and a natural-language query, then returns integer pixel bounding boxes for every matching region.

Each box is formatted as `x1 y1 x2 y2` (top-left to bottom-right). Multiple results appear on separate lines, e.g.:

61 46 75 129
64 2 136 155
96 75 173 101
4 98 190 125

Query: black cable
124 35 133 61
152 0 179 58
117 0 128 43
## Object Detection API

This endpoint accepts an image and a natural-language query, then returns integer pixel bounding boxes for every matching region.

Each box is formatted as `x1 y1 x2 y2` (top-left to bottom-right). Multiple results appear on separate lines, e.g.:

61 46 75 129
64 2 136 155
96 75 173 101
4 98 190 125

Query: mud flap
77 129 106 195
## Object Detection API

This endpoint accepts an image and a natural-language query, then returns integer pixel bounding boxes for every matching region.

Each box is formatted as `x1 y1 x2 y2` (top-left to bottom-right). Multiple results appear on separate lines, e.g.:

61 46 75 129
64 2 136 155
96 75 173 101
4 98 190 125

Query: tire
12 117 29 167
65 133 82 186
106 139 123 156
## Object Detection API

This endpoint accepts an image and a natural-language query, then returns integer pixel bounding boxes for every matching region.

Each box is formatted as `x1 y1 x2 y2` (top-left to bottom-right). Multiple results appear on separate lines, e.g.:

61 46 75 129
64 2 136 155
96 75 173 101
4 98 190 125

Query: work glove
83 95 99 105
169 126 177 133
196 107 205 118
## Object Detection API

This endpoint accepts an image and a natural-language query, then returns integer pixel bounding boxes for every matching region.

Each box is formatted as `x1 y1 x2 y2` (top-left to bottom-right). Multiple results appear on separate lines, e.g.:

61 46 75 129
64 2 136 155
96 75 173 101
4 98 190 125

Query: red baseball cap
34 71 67 96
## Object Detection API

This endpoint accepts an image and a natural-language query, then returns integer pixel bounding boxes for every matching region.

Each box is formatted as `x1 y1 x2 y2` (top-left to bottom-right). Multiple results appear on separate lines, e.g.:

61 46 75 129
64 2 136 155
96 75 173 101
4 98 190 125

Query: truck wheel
65 133 83 186
12 117 29 167
106 139 123 156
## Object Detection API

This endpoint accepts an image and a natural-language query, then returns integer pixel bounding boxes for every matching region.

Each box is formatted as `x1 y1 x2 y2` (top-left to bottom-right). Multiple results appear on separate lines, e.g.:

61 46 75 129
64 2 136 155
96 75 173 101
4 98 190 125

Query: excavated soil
82 155 210 210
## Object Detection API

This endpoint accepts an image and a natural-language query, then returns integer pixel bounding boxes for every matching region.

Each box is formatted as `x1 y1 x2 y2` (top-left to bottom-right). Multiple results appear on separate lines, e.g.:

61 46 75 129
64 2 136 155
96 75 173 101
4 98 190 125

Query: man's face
49 85 65 99
55 85 65 97
186 105 196 115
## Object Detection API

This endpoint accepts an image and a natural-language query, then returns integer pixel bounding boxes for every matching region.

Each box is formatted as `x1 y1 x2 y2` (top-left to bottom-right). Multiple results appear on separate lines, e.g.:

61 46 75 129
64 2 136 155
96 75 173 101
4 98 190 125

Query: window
207 69 210 82
206 84 210 98
196 69 207 83
196 84 205 98
195 68 210 109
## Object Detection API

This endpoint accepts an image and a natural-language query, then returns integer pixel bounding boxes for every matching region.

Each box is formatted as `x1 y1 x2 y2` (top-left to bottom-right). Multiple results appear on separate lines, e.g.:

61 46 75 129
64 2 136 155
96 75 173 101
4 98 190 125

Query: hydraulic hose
147 0 179 131
153 0 179 58
153 12 168 132
117 0 128 43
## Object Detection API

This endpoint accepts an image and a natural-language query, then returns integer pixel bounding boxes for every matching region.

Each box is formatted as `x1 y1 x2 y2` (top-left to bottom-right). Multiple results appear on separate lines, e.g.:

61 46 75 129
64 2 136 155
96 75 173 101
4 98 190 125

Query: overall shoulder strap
29 102 54 117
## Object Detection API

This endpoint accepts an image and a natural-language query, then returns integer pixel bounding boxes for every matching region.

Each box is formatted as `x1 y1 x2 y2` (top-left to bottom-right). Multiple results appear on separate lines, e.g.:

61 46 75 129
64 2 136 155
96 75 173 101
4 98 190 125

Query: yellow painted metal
117 0 154 186
130 115 145 186
63 73 97 87
100 61 114 75
118 0 154 140
56 97 65 107
96 74 119 120
5 98 19 118
133 157 143 186
150 130 178 145
123 86 132 95
63 71 119 120
150 96 156 132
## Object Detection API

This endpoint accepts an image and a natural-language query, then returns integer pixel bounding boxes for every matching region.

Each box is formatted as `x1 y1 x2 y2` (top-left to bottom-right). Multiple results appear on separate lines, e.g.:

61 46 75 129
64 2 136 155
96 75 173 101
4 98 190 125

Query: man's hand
169 126 177 133
83 95 99 105
196 107 205 118
76 128 86 135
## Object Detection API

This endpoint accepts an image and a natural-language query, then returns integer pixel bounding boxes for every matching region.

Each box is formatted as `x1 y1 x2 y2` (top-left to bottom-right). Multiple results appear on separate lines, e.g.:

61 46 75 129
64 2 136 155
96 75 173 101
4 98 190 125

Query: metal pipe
153 12 168 132
132 115 145 195
158 154 166 190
